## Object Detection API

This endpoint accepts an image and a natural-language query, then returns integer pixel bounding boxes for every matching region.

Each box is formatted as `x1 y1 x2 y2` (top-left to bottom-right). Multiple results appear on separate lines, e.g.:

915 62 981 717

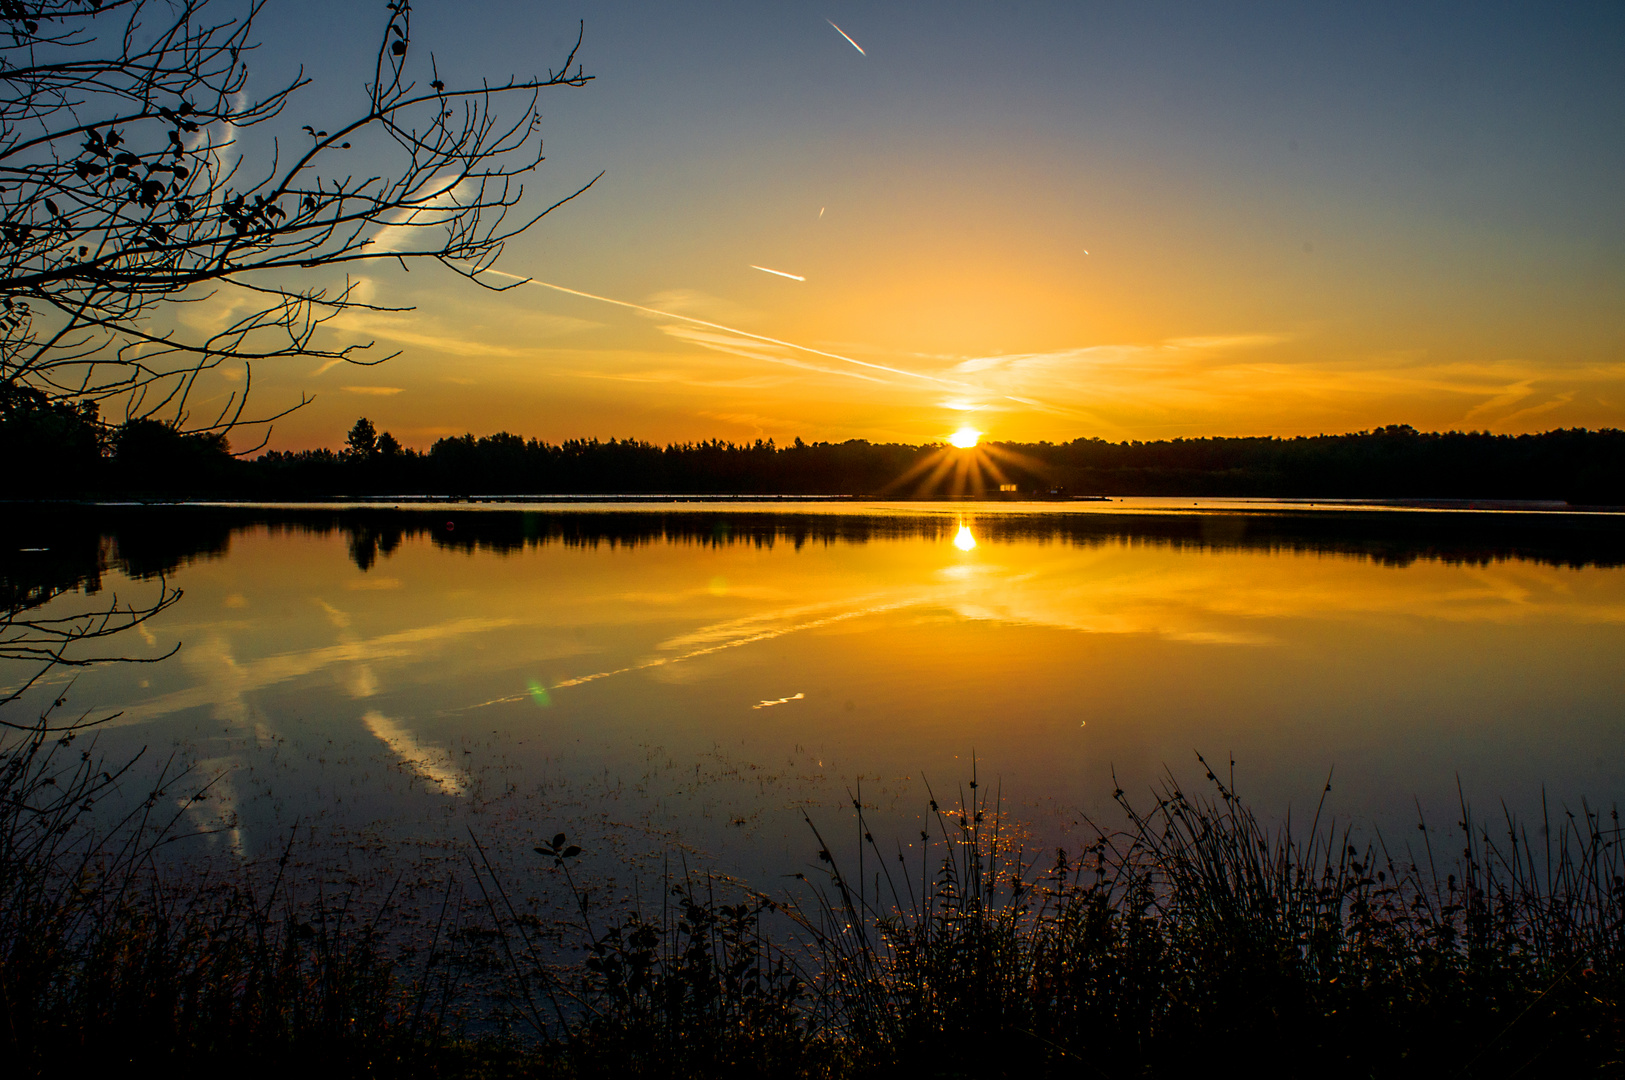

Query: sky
213 1 1625 450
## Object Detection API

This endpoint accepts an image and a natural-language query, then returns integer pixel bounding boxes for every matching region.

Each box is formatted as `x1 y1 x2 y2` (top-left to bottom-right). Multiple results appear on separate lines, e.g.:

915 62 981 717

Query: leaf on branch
392 40 407 56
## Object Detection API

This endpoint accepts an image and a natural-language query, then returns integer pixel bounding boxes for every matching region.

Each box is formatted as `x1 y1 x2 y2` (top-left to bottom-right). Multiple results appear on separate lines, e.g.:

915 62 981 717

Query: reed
0 719 456 1072
2 728 1619 1077
793 754 1624 1076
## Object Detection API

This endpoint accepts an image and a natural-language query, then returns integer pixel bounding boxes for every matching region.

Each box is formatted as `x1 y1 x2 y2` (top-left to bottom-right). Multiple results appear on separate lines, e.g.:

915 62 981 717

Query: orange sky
190 3 1624 452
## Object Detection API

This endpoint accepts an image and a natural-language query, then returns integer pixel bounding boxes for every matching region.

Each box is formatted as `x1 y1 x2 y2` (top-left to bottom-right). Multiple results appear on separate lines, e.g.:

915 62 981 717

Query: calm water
9 501 1625 881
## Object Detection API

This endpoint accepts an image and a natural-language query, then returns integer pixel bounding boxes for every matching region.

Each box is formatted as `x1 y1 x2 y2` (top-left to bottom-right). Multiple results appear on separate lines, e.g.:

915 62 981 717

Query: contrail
828 20 865 55
477 268 966 389
751 264 806 282
476 268 1087 418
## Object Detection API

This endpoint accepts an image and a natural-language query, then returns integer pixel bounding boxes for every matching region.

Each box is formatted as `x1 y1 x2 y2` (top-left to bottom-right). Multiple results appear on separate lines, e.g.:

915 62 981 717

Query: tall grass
0 718 458 1072
2 729 1620 1077
797 755 1623 1076
462 834 816 1077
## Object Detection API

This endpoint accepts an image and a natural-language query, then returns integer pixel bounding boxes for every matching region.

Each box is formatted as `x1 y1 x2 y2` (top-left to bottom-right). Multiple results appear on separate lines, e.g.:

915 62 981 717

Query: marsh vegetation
3 725 1619 1078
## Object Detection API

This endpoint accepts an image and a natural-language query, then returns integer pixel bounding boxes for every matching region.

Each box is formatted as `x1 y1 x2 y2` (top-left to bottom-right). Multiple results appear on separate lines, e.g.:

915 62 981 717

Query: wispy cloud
342 385 404 396
659 324 898 385
642 288 759 322
366 174 468 255
479 270 976 391
565 366 793 391
1164 334 1293 351
946 335 1625 432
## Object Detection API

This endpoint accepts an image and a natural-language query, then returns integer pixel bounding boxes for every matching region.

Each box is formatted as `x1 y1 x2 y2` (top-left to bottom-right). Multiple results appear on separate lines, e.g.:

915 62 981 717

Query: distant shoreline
8 422 1624 504
11 494 1624 515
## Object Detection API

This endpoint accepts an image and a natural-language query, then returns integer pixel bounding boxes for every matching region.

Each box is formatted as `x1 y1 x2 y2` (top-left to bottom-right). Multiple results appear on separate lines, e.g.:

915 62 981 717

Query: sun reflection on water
954 524 978 551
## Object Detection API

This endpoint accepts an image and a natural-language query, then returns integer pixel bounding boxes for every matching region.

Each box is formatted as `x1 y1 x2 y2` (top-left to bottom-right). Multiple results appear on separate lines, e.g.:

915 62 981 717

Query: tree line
5 409 1622 502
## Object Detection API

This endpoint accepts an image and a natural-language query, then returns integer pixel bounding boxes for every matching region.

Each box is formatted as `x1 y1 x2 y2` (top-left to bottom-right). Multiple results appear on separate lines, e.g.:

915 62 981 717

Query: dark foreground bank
2 723 1620 1078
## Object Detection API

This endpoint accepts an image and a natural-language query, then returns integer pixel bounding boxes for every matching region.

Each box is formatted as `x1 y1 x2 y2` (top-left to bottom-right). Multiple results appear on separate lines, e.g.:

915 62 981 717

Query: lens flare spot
528 679 552 708
709 575 729 596
954 525 977 552
950 428 981 449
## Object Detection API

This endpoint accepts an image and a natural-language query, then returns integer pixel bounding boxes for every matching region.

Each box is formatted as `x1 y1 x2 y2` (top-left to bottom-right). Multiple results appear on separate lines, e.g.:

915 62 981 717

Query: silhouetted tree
345 416 378 459
0 0 593 452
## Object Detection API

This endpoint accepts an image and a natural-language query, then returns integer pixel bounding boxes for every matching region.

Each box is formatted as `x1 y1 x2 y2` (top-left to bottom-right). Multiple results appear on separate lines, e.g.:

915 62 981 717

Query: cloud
1493 391 1576 428
366 174 470 255
324 306 594 361
566 366 792 391
698 410 806 433
1164 334 1292 351
1463 380 1536 423
942 334 1625 433
342 385 405 395
659 324 899 385
330 316 526 358
642 288 759 323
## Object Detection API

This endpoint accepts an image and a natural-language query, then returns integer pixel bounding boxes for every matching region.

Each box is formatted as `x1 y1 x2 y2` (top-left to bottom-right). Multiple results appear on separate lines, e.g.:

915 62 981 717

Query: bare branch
0 0 592 438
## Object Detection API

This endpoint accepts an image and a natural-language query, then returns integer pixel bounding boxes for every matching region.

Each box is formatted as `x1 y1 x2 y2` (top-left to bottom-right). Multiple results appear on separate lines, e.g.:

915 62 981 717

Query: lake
8 500 1625 885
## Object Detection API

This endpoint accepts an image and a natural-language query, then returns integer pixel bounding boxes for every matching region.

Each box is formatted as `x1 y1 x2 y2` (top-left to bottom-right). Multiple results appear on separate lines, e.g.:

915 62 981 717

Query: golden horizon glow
950 428 982 449
209 9 1625 455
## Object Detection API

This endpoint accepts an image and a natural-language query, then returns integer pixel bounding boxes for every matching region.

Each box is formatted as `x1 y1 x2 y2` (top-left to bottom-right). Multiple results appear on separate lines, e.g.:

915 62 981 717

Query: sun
882 427 1046 497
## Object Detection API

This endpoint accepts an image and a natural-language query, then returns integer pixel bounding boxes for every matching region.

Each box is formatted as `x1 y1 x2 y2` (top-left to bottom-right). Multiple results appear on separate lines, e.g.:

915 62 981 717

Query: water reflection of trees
0 507 221 713
4 502 1620 715
10 506 1621 582
394 507 1625 570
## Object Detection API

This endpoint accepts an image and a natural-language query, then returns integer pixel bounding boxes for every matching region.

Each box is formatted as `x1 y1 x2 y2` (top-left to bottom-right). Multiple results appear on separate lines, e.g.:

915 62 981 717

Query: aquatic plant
0 716 455 1072
1 731 1619 1077
793 755 1625 1076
